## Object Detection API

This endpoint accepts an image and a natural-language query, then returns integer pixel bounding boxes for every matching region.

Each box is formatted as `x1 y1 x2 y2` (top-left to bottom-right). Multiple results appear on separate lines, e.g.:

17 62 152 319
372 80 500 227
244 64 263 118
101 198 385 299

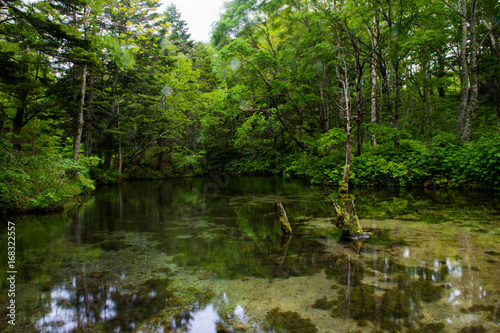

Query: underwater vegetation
316 255 451 331
263 308 318 333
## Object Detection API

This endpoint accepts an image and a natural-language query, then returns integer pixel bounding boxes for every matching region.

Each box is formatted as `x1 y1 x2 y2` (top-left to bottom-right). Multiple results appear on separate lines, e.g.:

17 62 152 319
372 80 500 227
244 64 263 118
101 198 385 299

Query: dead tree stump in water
277 202 292 235
333 200 368 240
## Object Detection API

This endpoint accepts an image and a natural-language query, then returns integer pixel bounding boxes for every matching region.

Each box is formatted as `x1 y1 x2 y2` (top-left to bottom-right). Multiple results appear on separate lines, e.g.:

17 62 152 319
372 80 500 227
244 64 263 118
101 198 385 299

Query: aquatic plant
263 308 318 333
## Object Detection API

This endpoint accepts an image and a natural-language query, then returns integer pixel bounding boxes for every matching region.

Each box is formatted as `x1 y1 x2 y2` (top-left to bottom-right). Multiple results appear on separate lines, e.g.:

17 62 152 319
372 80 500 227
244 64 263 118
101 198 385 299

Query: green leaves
0 147 96 213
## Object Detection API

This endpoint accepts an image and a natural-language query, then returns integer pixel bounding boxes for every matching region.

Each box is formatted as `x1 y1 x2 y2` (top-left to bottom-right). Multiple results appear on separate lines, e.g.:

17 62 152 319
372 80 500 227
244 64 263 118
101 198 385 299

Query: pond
1 176 499 332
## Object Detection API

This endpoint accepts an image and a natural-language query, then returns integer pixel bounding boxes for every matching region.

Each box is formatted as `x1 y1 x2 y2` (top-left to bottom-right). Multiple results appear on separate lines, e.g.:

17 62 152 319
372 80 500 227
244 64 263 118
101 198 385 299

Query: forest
1 0 500 213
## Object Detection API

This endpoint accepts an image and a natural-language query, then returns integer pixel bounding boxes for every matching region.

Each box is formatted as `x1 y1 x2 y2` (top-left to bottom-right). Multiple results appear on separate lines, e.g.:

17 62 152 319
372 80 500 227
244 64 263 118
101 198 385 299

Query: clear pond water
1 176 499 332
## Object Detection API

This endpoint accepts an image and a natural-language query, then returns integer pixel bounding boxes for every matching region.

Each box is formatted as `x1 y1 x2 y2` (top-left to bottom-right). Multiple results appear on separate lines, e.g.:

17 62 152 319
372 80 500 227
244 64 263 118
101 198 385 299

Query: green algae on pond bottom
327 258 450 331
461 304 499 322
263 308 318 333
311 296 335 310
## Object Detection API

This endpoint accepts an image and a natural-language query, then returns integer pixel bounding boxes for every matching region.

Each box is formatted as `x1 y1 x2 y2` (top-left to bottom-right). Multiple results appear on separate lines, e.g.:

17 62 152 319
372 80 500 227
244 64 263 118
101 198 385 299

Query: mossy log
333 200 368 240
277 202 292 235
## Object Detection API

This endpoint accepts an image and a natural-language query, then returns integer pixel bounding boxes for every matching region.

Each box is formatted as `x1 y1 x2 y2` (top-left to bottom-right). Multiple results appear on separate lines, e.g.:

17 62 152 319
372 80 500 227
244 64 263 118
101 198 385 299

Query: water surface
1 176 499 332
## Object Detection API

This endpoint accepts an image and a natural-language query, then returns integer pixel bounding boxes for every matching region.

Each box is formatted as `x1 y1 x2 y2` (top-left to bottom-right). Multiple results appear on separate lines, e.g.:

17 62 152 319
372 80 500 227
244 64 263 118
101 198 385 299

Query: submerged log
276 202 292 235
333 200 368 240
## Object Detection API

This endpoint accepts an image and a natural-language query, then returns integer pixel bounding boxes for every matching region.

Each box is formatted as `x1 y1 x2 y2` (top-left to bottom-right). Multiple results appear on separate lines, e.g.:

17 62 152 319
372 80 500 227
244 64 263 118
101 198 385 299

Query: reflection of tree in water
321 255 451 331
36 278 171 332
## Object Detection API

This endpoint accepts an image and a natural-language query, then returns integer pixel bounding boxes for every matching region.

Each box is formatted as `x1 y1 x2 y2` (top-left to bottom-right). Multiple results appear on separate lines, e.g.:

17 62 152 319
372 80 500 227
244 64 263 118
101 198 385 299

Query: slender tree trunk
355 55 363 156
342 22 363 156
393 60 401 148
84 73 94 157
492 36 500 131
456 0 469 141
323 60 330 132
337 30 346 128
12 100 25 135
462 0 478 142
73 64 87 161
117 103 122 174
437 50 446 98
338 62 351 193
423 61 431 141
379 63 392 128
497 81 500 131
370 54 377 146
316 60 330 133
111 69 121 172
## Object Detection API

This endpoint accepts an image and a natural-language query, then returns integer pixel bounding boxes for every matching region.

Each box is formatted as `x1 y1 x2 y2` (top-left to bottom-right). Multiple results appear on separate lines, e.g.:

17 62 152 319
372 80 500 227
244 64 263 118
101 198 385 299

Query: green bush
350 134 500 190
0 142 96 213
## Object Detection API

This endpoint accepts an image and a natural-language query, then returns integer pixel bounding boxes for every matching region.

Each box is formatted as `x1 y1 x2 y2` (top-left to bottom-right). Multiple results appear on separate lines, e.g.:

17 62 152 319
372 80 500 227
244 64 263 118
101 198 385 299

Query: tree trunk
337 30 346 128
84 72 94 157
117 103 122 175
333 199 368 239
370 53 377 146
379 63 393 129
73 64 87 161
355 57 363 157
111 68 121 172
422 57 431 141
456 0 469 141
277 202 292 235
462 0 478 142
343 22 364 157
483 4 500 131
393 60 401 148
11 91 28 149
323 60 330 133
338 61 351 193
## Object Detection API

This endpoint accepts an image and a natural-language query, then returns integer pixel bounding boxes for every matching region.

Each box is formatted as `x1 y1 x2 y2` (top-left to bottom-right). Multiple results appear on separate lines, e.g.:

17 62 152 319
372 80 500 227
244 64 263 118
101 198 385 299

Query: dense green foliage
1 0 500 212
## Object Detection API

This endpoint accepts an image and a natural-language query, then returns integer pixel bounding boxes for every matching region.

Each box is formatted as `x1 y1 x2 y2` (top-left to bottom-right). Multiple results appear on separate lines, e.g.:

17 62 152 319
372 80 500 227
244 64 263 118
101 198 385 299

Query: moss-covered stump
333 200 368 240
277 202 292 235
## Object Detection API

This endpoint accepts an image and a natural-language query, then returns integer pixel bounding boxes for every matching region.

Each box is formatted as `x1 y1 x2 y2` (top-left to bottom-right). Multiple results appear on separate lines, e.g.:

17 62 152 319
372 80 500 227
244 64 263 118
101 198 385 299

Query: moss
461 304 498 321
312 297 334 310
333 285 383 321
216 321 233 333
340 182 349 193
277 202 292 234
143 277 170 290
194 288 215 306
485 251 500 256
406 280 445 303
166 298 183 307
460 325 486 333
88 270 109 278
279 214 292 234
325 255 364 286
332 278 426 330
407 322 445 333
263 308 318 333
356 319 368 326
333 200 366 238
100 240 130 251
470 228 489 234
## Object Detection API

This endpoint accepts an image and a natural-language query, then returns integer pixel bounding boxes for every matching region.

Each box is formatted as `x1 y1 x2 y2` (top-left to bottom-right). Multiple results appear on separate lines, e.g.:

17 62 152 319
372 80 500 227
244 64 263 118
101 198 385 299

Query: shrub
0 142 96 213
